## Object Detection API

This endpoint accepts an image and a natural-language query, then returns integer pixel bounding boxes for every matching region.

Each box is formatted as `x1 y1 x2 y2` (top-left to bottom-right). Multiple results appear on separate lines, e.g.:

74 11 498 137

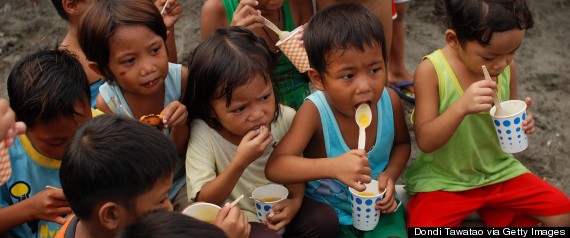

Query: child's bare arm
156 0 182 63
95 94 112 114
161 101 189 156
200 0 230 40
0 189 71 233
413 60 496 152
266 101 372 191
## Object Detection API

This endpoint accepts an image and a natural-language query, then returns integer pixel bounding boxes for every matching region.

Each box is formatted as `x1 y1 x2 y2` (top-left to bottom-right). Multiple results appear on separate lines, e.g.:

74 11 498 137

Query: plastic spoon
261 16 291 41
355 104 372 150
482 65 505 115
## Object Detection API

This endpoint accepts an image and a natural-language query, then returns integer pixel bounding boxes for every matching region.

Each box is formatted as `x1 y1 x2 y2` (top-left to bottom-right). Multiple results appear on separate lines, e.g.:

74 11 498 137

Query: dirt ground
0 0 568 196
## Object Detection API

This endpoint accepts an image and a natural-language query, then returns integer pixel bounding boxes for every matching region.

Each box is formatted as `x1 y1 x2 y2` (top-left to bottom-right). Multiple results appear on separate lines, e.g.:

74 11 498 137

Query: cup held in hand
490 100 528 153
348 180 386 231
276 26 310 73
182 202 221 224
251 184 288 234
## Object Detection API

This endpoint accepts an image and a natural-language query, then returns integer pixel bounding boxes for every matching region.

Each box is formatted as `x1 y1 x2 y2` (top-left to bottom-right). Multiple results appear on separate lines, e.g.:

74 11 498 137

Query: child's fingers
525 97 533 108
50 213 71 225
215 203 231 225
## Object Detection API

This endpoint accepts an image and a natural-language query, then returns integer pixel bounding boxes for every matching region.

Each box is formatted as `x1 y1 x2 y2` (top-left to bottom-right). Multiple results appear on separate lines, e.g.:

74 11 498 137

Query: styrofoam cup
276 26 310 73
490 100 528 153
348 180 386 231
251 184 288 234
181 202 221 224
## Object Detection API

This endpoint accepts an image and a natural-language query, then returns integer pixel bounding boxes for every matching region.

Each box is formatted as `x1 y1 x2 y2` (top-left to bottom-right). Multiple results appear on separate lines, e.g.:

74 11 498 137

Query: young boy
50 0 182 108
0 48 103 238
266 4 411 237
55 115 250 238
405 0 570 227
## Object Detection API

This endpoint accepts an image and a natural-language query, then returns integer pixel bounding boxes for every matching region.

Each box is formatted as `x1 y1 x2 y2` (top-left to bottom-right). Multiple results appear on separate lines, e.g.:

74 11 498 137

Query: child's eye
159 196 168 204
124 58 136 65
369 68 381 74
260 93 271 101
151 47 161 55
233 107 246 113
482 57 494 61
341 74 354 80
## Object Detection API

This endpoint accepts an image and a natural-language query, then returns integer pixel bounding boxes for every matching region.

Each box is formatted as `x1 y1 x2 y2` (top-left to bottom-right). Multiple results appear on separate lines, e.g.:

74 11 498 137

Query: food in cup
139 114 164 131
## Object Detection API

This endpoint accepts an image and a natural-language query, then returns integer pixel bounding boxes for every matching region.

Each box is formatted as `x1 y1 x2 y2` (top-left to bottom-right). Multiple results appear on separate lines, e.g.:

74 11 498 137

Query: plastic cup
181 202 221 224
490 100 528 153
348 180 386 231
0 141 11 185
251 184 289 234
275 26 310 73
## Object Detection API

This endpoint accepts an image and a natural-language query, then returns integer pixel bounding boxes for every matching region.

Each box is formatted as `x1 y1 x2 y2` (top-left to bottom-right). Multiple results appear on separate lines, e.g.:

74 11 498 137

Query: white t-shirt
185 105 295 221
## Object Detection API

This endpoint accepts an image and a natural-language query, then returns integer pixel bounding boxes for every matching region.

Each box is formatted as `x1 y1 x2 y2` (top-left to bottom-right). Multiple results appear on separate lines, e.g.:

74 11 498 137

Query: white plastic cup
348 180 386 231
490 100 528 153
181 202 221 224
275 26 310 73
251 184 289 235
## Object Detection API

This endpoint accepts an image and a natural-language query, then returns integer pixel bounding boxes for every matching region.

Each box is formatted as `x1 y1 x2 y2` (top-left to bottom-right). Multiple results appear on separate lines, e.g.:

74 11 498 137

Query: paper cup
251 184 288 234
490 100 528 153
181 202 221 224
276 26 310 73
0 141 11 185
348 180 386 231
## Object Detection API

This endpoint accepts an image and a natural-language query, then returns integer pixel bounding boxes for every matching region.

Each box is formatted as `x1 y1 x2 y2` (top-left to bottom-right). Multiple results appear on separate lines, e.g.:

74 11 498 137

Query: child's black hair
7 48 90 129
79 0 167 82
60 114 177 219
184 26 280 129
116 210 228 238
304 3 387 76
50 0 67 20
434 0 534 46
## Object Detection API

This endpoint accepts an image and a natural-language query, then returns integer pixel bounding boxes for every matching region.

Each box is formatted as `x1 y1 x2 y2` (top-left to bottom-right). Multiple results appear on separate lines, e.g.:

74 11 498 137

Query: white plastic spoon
261 16 291 41
355 104 372 150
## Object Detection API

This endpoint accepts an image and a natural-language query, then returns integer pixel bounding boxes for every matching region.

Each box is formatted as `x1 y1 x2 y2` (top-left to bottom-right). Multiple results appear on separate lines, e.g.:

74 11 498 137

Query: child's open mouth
143 78 159 88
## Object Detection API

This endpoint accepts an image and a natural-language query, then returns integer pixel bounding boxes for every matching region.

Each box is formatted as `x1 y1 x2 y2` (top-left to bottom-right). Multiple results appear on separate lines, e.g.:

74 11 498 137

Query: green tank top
223 0 310 109
403 50 528 193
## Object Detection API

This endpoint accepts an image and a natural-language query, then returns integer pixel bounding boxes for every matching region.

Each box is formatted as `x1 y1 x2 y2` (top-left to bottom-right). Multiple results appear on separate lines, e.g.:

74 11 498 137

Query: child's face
256 0 285 14
458 29 526 79
107 25 169 96
319 44 386 117
211 75 276 139
131 174 173 218
26 101 92 160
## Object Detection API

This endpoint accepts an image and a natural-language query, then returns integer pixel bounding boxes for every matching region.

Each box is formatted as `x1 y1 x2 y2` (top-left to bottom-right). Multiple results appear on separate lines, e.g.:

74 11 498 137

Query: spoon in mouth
355 103 372 150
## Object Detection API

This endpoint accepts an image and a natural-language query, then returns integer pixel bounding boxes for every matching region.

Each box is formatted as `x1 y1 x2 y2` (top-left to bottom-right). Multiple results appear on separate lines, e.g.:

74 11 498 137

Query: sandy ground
0 0 568 196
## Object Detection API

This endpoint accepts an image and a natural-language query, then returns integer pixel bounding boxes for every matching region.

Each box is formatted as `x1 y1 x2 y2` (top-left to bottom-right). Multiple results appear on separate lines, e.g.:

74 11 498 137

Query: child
55 115 250 238
200 0 314 109
184 26 338 237
0 48 103 238
266 4 410 237
117 210 229 238
404 0 570 227
78 0 189 210
50 0 182 108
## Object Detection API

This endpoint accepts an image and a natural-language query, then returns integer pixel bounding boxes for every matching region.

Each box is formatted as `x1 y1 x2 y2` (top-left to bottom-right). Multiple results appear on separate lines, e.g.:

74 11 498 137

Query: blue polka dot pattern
503 120 511 127
256 204 261 209
508 137 512 140
506 130 511 134
365 199 373 206
264 205 271 211
366 208 371 213
356 198 362 204
523 113 526 120
498 129 502 134
258 212 262 217
516 127 521 132
494 120 500 126
514 117 521 124
357 207 361 211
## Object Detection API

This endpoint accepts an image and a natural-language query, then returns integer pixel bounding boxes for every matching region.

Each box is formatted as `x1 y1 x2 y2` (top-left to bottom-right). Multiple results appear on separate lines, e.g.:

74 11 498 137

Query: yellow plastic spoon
482 65 505 115
355 104 372 150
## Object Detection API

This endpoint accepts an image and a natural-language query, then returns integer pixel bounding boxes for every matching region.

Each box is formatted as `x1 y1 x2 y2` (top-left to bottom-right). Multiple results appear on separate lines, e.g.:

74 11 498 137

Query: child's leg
407 190 484 227
480 173 570 227
284 197 339 238
249 222 282 238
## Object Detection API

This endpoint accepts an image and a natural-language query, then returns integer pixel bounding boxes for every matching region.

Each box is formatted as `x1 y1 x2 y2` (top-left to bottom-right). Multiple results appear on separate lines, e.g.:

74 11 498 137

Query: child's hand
523 97 536 134
160 100 187 129
295 24 307 46
333 150 371 192
214 203 251 238
375 173 399 214
457 79 496 115
264 197 302 232
28 189 71 224
235 126 273 168
231 0 264 30
1 98 26 147
155 0 182 29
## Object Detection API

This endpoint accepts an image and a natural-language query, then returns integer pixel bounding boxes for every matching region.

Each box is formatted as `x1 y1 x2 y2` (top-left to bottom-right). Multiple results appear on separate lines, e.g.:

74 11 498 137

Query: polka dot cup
348 180 386 231
251 184 289 234
490 100 528 154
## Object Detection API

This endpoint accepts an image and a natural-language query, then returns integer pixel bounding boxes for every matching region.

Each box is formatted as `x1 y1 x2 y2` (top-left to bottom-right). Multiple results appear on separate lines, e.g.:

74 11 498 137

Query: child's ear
98 202 129 231
445 29 461 50
88 62 104 77
62 0 79 15
307 69 325 91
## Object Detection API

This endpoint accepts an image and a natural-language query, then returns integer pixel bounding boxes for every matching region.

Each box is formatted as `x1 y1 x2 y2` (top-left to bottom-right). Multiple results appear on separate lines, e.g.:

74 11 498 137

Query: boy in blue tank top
266 4 411 238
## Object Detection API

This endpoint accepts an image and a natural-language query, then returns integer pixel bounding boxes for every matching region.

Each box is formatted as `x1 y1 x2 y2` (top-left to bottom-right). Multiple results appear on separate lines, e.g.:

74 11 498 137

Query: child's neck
122 84 166 119
76 220 115 238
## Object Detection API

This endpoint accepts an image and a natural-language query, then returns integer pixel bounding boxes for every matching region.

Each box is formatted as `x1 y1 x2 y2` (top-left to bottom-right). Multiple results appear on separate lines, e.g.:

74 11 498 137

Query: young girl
200 0 314 110
78 0 189 210
184 27 338 238
266 4 410 237
51 0 182 108
404 0 570 226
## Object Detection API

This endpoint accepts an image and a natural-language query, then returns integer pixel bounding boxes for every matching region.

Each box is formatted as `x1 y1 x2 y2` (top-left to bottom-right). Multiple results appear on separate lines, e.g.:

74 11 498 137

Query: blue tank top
304 89 394 225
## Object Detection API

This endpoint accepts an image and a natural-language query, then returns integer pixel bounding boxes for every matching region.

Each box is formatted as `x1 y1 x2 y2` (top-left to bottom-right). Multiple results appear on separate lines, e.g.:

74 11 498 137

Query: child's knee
537 213 570 227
